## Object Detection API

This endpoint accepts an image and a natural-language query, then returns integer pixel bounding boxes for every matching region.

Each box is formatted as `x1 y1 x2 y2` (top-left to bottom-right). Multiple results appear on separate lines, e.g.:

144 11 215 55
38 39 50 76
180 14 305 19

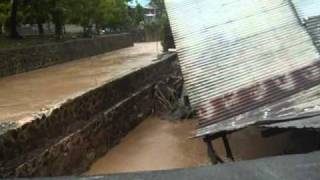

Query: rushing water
0 42 160 125
85 117 210 175
85 116 292 176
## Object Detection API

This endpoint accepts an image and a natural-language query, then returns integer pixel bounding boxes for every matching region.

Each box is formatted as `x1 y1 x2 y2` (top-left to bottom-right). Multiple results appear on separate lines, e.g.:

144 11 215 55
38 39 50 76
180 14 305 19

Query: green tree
150 0 175 51
9 0 22 38
3 0 133 38
67 0 131 36
23 0 50 35
49 0 68 39
134 2 144 25
66 0 102 36
0 1 10 35
160 13 175 51
151 0 165 14
104 0 131 31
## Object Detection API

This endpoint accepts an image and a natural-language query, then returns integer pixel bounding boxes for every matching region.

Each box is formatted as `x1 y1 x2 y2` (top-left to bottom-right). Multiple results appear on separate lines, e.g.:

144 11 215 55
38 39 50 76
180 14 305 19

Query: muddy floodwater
85 117 210 175
86 116 292 176
0 42 160 125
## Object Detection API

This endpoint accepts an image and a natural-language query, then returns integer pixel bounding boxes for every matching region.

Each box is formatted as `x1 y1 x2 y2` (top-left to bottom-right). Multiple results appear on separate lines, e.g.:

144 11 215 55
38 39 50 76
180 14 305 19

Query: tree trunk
82 26 86 34
54 16 63 40
37 20 44 35
0 24 3 35
52 0 63 40
96 24 100 35
82 26 91 37
10 0 21 39
47 22 52 33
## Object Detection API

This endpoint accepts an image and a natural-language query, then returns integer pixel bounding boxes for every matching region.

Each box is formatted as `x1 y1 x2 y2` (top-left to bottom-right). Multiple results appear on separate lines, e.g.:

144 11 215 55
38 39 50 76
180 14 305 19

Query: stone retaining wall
15 85 155 177
0 53 181 177
0 33 133 78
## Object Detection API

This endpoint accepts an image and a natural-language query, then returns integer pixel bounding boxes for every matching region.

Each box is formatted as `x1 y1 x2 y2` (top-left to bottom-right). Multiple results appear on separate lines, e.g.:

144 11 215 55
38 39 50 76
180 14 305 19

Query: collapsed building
165 0 320 163
1 0 320 179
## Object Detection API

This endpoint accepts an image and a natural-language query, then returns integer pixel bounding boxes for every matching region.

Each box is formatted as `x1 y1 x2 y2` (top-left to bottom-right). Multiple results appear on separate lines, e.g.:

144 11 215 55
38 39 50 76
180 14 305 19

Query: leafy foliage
0 1 10 25
144 0 175 51
0 1 10 34
23 0 50 24
65 0 131 35
133 2 144 25
3 0 134 38
3 0 175 51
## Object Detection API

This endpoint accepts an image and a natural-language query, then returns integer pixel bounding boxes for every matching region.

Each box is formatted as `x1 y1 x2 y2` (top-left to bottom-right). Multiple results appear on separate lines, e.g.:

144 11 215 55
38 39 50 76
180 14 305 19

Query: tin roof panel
165 0 320 135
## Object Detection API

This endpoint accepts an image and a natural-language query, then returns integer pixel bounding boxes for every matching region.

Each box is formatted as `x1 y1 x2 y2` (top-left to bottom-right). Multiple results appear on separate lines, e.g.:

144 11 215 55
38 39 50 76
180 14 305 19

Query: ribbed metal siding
165 0 320 135
305 16 320 52
197 83 320 137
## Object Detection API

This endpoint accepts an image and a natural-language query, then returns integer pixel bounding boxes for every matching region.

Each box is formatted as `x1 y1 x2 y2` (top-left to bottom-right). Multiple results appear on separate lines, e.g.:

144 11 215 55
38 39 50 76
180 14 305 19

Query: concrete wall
0 33 133 78
0 54 182 178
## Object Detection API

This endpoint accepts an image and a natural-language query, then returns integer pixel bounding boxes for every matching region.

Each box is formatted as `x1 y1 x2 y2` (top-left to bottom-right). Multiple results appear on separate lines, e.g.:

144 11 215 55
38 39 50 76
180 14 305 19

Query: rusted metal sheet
165 0 320 136
263 116 320 129
197 84 320 137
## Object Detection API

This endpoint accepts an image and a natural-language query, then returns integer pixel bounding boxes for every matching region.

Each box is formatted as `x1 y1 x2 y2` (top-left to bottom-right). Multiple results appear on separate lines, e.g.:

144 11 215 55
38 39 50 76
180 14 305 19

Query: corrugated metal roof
305 16 320 52
196 84 320 137
290 0 320 23
165 0 320 136
263 116 320 129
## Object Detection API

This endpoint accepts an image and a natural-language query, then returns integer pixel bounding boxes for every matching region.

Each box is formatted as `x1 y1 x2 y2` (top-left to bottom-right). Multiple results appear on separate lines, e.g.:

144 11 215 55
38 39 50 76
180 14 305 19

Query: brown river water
0 42 160 125
0 40 293 175
85 116 291 176
85 117 210 175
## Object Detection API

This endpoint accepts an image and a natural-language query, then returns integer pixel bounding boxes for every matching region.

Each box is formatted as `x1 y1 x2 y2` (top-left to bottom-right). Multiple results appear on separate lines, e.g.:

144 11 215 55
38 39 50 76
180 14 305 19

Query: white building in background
144 3 158 23
18 23 83 36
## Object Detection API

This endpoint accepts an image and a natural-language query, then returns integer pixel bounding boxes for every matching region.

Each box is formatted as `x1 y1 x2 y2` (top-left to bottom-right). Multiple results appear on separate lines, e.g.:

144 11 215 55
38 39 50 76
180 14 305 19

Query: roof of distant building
144 2 158 10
